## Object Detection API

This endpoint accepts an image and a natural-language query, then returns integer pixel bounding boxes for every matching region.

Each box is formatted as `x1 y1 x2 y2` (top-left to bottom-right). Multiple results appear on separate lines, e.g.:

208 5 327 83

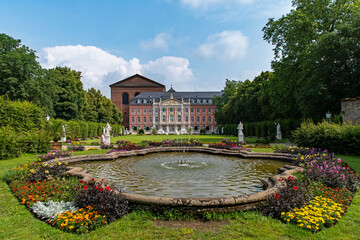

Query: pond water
71 152 285 198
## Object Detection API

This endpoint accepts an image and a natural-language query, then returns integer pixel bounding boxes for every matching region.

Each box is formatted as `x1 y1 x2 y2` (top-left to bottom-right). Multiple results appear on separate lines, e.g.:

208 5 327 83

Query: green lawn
69 134 286 145
1 150 359 239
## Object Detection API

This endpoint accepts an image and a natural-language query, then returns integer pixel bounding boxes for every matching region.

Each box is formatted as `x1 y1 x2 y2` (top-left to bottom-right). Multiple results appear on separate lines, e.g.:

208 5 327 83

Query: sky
1 0 293 97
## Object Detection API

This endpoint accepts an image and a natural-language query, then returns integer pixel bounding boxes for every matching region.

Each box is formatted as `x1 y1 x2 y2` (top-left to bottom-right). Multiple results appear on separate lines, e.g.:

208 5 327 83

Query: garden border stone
50 147 302 213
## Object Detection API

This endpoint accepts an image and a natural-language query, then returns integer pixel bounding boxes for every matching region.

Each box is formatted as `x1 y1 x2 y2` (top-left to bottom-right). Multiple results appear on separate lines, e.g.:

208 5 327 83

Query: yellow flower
44 170 49 174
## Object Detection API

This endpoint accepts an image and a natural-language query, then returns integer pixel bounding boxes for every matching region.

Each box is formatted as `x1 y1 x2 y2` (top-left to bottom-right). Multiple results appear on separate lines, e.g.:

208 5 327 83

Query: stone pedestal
61 137 66 142
105 136 111 145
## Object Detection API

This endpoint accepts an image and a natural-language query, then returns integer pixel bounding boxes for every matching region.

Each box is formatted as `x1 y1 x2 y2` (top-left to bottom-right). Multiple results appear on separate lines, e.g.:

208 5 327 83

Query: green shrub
0 96 46 132
292 120 360 155
0 126 20 159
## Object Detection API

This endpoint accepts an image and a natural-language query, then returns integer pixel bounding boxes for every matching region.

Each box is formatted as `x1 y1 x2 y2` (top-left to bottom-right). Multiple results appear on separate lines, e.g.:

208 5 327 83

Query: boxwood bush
292 120 360 155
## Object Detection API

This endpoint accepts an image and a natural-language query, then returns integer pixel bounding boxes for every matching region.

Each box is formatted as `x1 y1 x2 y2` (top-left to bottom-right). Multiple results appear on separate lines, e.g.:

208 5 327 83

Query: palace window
208 116 212 123
162 108 166 112
155 117 159 122
137 99 142 104
131 117 135 123
178 115 181 122
196 108 200 114
137 117 140 123
208 108 212 113
170 108 174 112
143 99 147 104
137 108 141 115
196 116 200 122
202 116 206 123
170 115 174 122
202 108 206 114
143 108 147 114
155 108 158 114
191 108 194 113
149 117 153 123
143 117 147 123
185 116 189 122
191 116 194 123
149 108 152 114
162 115 166 122
185 108 189 113
177 107 181 112
131 108 135 114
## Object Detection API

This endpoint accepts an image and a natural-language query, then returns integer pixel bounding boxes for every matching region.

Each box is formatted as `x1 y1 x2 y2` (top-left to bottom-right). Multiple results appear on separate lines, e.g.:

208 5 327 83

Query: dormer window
137 99 141 104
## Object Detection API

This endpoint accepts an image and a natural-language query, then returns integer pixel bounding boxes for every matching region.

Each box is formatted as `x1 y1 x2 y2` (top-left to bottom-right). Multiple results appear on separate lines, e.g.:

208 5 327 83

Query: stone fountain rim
53 147 302 210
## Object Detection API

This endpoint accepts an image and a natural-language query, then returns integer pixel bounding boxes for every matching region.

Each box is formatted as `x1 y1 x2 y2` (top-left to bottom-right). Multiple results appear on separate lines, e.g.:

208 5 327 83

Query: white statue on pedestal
104 123 111 145
276 123 282 140
237 121 244 142
61 124 67 142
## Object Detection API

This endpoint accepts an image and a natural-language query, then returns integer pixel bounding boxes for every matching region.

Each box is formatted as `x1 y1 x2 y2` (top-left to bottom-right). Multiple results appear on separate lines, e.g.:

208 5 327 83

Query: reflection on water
71 152 285 198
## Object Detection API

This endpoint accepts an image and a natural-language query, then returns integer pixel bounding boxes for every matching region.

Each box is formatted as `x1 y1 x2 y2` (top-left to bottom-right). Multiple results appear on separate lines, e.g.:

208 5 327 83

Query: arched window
122 93 129 104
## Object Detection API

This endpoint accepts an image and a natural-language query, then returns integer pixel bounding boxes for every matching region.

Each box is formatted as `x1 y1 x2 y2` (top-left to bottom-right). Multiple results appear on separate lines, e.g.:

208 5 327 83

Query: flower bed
262 147 359 232
6 147 359 234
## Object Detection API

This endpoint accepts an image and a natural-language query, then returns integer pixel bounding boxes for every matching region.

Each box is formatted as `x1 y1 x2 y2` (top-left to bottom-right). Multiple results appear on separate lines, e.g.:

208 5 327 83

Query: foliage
9 177 80 207
37 151 72 162
0 34 54 114
0 96 46 131
312 183 353 212
138 129 145 135
263 0 360 120
26 161 69 182
292 120 360 155
100 143 114 149
0 127 51 160
274 146 312 155
261 176 312 219
282 196 344 232
30 200 78 221
67 144 86 152
208 139 250 151
49 205 107 234
301 150 359 192
74 179 128 223
83 88 123 124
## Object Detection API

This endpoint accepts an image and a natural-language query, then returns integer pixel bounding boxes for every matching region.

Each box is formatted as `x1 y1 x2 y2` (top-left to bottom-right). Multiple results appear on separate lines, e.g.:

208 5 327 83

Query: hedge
50 119 124 139
218 119 302 139
292 120 360 155
0 126 51 160
0 96 46 132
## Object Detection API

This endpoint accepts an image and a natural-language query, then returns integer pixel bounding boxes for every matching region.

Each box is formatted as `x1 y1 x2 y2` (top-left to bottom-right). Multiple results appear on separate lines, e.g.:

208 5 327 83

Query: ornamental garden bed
4 142 359 234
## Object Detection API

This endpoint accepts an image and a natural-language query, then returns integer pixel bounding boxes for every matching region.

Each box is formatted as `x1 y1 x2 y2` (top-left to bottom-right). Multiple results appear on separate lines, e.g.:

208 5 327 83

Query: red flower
99 188 104 191
79 180 83 184
105 186 111 191
275 194 280 200
293 186 299 190
84 185 88 190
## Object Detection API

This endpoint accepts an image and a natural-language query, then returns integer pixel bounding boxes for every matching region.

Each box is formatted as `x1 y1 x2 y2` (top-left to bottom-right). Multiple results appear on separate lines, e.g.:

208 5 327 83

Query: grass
1 148 359 239
68 134 281 145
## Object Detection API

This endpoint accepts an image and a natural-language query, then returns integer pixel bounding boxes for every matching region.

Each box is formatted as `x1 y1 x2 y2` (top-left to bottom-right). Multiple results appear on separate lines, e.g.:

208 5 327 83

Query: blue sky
1 0 292 97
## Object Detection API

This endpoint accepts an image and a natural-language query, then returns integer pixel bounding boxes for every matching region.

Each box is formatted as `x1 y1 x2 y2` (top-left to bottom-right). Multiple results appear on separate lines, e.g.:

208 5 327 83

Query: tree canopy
0 34 123 125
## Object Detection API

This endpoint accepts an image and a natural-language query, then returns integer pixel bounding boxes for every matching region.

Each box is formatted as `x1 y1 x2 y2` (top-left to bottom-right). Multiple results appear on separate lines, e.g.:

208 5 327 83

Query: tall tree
0 33 54 114
263 0 360 120
83 88 123 124
45 67 85 120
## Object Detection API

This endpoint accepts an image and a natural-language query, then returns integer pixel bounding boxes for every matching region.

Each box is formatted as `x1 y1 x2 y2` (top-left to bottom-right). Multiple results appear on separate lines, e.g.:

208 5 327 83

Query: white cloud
40 45 193 97
181 0 253 9
140 32 171 51
196 30 249 60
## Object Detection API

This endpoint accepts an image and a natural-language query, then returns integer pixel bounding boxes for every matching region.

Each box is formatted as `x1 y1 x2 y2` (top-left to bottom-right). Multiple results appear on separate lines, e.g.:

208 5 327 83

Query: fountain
61 147 301 213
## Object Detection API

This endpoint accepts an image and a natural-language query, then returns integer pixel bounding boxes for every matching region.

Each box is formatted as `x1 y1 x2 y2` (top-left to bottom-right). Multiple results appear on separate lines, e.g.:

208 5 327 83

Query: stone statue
237 121 244 142
61 124 66 142
105 122 111 136
276 123 282 140
103 123 111 145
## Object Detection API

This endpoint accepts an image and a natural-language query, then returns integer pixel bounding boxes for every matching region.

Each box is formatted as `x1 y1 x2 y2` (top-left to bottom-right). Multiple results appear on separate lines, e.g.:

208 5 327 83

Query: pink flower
337 158 342 163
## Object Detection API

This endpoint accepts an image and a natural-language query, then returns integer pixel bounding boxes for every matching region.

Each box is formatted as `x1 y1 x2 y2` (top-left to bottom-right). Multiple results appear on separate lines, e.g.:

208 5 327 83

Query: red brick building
110 74 222 133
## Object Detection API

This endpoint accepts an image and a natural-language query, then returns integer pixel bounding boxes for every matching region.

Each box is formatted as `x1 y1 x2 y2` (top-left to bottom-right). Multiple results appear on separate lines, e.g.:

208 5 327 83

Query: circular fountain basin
71 152 286 198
